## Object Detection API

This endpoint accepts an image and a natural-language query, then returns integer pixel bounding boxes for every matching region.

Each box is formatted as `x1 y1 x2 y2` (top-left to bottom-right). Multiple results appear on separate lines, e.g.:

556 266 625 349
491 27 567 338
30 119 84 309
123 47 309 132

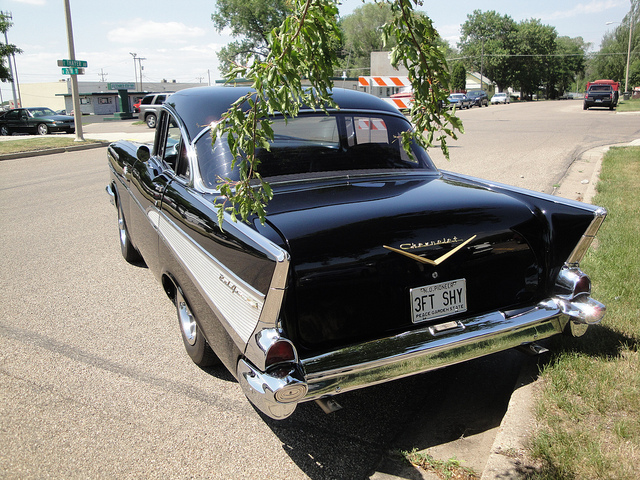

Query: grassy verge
0 137 106 155
616 97 640 112
529 146 640 479
402 449 479 479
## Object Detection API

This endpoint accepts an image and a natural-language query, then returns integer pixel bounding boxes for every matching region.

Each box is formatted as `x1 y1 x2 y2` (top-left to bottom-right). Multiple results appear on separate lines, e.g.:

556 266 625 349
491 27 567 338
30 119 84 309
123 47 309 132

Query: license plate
596 99 602 102
410 279 467 323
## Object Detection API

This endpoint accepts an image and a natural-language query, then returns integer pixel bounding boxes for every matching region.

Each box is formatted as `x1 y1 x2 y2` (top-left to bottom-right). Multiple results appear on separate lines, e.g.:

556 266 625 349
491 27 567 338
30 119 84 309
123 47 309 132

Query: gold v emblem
384 235 477 266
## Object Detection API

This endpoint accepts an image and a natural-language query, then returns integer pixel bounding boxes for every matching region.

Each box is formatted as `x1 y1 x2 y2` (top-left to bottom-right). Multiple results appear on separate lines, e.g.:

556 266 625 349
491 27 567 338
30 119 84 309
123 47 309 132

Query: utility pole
136 56 146 91
63 0 84 141
130 52 138 91
98 68 108 82
1 11 20 108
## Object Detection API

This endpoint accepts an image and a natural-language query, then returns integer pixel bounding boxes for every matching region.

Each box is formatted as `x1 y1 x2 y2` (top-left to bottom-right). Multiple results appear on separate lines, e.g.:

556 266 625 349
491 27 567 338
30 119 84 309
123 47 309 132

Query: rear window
197 113 435 188
589 85 612 92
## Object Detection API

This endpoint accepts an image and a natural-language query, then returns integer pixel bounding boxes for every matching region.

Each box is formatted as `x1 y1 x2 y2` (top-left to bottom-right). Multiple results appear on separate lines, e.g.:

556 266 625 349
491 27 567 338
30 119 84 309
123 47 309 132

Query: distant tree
458 10 516 93
451 62 466 90
549 36 588 96
591 2 639 90
0 13 22 83
339 2 394 75
510 19 557 99
211 0 291 74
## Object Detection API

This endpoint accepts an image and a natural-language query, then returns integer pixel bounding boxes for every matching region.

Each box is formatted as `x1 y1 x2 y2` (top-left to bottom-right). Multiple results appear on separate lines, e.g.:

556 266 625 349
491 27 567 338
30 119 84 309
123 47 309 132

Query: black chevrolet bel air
106 86 606 419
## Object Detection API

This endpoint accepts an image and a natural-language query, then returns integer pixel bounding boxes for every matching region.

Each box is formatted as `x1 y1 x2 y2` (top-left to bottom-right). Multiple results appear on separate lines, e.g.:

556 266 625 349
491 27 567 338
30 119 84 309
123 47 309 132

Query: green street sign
62 67 85 75
58 59 88 68
107 83 135 90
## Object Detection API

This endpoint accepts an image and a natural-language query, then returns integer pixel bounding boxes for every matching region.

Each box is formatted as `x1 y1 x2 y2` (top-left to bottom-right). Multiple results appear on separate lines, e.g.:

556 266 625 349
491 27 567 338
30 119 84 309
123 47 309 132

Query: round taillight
266 340 295 368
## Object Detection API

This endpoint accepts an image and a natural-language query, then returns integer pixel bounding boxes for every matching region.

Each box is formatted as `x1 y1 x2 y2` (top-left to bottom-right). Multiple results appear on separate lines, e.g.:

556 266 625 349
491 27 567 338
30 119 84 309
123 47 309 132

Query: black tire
0 125 10 136
583 102 588 110
37 123 49 135
117 200 142 263
146 113 157 129
175 288 219 367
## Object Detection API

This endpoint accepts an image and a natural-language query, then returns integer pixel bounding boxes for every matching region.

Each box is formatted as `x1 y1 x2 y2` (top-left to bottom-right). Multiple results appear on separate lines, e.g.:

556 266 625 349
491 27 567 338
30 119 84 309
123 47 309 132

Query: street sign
107 83 135 90
62 67 85 75
57 59 88 68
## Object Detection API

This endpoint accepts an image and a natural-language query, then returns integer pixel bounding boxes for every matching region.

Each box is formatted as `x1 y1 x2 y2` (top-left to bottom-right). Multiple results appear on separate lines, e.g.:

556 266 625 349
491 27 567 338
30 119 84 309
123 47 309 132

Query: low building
18 80 203 115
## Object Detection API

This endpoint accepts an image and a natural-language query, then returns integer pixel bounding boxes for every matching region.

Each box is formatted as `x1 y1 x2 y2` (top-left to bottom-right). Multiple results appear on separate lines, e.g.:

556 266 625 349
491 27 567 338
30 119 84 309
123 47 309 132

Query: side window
158 113 189 180
155 95 166 104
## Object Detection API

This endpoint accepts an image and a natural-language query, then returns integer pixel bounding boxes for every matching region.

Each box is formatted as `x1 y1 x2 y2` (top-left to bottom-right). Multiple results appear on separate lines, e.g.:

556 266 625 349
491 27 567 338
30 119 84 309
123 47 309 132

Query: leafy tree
212 0 462 226
458 10 516 92
0 13 21 83
451 62 466 91
510 19 557 99
339 2 395 75
591 2 639 90
211 0 291 74
550 36 588 96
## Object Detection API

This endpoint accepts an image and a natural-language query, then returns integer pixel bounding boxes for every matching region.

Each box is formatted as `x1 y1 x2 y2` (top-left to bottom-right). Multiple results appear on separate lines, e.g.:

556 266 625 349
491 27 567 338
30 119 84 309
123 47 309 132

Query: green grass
616 97 640 112
402 449 479 479
0 137 106 155
529 146 640 479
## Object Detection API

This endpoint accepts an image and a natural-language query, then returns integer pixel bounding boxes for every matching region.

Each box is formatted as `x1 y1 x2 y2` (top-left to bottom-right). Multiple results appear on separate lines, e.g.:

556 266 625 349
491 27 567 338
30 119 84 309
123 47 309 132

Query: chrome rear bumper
300 295 604 401
238 293 604 419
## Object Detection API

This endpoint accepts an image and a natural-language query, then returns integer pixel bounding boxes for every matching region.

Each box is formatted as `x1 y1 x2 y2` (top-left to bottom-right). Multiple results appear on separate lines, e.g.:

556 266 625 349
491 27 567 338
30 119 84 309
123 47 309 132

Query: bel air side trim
155 211 265 343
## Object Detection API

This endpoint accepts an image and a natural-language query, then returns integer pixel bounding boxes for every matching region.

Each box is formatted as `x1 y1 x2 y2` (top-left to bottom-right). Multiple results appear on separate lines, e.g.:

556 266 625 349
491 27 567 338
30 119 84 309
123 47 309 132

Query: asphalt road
1 100 638 479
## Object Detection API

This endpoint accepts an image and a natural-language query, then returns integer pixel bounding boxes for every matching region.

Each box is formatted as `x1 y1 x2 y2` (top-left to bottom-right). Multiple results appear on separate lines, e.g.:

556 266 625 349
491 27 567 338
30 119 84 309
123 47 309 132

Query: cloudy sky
1 0 632 99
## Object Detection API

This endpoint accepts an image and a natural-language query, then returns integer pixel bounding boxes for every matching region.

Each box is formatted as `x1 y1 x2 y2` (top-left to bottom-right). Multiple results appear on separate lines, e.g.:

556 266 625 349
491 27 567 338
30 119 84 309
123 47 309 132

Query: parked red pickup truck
585 80 620 107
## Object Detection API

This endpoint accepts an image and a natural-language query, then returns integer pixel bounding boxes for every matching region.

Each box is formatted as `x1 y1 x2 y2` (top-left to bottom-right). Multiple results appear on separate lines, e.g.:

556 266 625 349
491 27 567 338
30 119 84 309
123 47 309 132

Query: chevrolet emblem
384 235 477 266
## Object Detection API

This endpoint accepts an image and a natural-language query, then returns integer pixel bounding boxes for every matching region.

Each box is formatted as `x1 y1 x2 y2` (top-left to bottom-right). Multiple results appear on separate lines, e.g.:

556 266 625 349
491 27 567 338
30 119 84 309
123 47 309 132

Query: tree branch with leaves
211 0 462 227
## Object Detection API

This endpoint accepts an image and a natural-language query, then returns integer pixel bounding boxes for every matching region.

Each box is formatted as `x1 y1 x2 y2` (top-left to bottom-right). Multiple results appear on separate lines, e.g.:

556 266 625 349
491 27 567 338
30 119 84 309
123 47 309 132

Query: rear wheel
37 123 49 135
0 125 9 136
146 113 157 129
117 200 142 263
176 288 219 367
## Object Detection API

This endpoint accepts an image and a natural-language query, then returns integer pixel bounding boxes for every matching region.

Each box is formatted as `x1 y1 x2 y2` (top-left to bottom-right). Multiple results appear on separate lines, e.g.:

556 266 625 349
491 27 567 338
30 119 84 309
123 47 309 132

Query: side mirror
137 145 151 163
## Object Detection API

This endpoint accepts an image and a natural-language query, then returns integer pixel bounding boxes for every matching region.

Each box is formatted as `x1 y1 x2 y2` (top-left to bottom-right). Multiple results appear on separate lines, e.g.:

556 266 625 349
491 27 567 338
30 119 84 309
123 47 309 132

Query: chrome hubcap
118 208 127 246
177 292 197 346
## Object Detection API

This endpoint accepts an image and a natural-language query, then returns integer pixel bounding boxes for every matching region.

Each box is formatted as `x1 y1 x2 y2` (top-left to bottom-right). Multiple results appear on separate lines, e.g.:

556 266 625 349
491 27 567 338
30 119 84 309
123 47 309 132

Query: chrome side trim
222 212 292 370
156 210 265 344
566 206 607 265
299 300 566 401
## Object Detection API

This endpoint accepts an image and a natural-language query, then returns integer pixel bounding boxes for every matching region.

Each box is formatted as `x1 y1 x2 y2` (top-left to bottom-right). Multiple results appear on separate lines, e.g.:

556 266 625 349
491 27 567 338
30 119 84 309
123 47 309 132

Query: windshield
28 108 57 117
197 112 435 188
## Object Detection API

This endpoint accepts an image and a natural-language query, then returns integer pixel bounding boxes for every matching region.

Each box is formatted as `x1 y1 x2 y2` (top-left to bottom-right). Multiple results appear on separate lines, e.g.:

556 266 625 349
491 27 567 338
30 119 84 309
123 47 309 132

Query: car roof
167 86 405 140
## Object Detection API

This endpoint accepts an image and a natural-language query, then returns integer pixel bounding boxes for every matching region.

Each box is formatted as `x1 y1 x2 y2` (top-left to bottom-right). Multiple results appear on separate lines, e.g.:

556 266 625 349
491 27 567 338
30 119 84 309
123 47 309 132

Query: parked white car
491 92 510 105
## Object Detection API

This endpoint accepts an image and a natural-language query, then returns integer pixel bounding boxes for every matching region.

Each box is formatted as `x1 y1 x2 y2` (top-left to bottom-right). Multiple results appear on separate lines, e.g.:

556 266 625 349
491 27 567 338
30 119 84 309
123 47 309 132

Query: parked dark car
466 90 489 107
583 85 616 110
0 107 75 135
106 86 606 420
446 93 472 109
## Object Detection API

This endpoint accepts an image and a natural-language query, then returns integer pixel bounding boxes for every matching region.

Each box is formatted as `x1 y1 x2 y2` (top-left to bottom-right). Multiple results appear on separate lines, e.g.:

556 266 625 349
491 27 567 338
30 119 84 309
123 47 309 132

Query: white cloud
543 1 625 20
10 0 47 5
107 19 206 44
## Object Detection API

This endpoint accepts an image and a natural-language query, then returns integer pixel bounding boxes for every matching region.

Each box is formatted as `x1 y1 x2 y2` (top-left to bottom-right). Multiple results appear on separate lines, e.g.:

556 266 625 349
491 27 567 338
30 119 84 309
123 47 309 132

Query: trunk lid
257 173 547 353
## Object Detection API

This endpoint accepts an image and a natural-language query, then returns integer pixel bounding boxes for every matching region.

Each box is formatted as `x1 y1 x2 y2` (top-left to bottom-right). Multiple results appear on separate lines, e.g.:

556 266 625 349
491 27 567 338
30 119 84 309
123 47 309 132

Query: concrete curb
0 140 110 161
481 138 639 479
